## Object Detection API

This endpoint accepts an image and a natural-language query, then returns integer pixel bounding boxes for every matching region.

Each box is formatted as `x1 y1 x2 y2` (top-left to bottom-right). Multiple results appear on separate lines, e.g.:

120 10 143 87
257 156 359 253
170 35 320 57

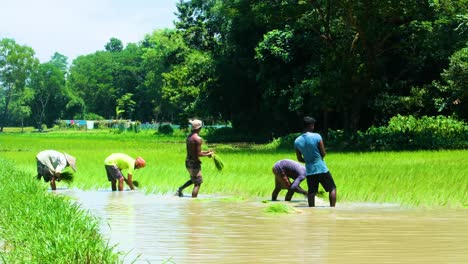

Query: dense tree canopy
0 0 466 137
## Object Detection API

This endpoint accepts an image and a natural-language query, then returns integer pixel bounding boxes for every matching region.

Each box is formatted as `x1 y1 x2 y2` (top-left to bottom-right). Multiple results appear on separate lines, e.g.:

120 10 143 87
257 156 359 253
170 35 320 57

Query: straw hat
64 153 77 171
189 119 203 130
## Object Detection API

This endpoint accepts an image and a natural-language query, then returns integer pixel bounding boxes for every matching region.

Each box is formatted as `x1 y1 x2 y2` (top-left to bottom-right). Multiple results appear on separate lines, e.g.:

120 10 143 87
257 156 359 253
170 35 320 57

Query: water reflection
62 189 468 264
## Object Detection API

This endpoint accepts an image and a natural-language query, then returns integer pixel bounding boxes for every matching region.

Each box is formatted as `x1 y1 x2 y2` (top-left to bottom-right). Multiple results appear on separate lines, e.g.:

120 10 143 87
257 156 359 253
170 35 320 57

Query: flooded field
61 189 468 264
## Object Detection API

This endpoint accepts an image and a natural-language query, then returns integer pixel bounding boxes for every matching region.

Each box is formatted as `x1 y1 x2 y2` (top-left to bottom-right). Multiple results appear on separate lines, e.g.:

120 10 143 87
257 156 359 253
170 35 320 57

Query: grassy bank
0 158 121 263
0 132 467 207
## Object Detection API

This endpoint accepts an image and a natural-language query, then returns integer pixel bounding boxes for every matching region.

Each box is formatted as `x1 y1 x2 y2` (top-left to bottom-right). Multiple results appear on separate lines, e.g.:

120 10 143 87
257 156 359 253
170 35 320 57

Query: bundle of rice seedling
132 180 140 187
59 171 74 183
212 154 224 171
263 203 298 214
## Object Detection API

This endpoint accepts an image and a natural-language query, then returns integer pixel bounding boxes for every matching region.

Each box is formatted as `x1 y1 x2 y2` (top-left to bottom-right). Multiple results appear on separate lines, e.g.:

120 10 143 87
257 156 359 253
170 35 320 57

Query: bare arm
318 140 326 158
124 173 135 190
290 176 307 195
295 149 305 163
196 137 214 157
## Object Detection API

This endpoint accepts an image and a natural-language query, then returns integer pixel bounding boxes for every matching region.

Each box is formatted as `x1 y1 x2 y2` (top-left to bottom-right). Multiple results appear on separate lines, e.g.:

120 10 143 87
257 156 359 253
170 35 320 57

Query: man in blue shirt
294 117 337 207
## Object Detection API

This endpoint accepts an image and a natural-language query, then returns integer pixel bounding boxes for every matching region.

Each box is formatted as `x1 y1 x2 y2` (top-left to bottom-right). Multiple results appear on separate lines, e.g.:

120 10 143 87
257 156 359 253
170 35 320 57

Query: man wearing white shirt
36 150 76 190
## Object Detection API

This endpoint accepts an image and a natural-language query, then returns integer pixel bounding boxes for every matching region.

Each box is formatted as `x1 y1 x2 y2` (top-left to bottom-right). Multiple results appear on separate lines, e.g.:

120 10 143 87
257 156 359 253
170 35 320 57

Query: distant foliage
275 115 467 151
205 127 271 143
267 133 300 149
158 124 174 135
361 115 467 150
82 113 105 120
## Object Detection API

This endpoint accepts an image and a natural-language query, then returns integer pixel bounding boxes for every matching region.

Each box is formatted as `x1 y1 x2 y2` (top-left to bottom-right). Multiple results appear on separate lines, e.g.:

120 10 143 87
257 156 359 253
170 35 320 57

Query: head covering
135 157 146 168
64 153 77 171
189 119 203 130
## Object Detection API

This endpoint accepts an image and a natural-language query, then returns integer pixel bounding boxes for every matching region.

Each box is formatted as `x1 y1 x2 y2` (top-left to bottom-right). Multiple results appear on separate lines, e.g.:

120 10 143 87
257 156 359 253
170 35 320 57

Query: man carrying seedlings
175 119 214 198
36 150 77 191
271 159 308 201
104 153 146 191
295 117 337 207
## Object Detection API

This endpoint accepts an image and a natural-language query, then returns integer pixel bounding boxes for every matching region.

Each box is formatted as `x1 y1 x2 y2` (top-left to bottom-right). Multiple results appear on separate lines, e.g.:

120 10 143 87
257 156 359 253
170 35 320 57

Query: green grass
0 158 122 263
0 131 467 207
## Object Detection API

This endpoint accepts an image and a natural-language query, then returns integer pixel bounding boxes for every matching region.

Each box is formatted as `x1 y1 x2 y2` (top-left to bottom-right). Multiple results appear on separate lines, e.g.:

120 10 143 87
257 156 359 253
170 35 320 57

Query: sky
0 0 179 63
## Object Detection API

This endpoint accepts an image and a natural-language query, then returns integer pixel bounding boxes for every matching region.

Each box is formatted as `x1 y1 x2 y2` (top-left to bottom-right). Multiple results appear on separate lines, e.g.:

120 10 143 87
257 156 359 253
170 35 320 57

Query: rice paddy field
1 130 467 208
0 157 121 263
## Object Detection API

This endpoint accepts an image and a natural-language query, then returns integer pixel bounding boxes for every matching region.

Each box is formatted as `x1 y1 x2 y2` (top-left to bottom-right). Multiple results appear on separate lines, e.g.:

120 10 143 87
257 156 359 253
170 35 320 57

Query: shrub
158 124 174 135
205 126 271 143
357 115 467 150
271 115 467 151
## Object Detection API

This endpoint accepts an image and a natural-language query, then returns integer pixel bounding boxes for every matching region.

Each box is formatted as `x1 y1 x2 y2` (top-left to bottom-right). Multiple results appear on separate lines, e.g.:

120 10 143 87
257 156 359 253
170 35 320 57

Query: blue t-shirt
294 132 328 175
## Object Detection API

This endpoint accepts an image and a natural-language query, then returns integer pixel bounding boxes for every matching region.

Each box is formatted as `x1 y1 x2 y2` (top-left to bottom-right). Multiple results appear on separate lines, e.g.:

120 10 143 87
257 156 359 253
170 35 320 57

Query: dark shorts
37 160 53 182
186 159 202 185
306 172 336 193
105 165 124 181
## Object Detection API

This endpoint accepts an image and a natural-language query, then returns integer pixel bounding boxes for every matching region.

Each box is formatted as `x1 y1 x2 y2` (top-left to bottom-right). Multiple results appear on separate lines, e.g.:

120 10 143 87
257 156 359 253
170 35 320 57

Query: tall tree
67 52 117 118
50 52 69 73
105 37 124 52
140 29 189 122
0 38 38 131
30 62 67 129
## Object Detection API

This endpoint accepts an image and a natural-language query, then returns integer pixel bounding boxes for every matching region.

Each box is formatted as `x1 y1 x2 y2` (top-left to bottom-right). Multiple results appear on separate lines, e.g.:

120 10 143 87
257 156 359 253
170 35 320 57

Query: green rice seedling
0 132 467 207
59 171 75 183
0 158 122 263
264 203 298 214
132 180 140 187
212 154 224 171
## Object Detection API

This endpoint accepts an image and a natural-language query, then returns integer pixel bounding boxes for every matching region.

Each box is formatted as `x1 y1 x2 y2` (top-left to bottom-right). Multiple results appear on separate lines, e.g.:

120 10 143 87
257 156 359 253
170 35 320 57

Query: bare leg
272 185 282 201
192 184 201 198
329 188 337 207
50 178 57 191
111 180 117 191
178 180 193 192
118 178 124 191
285 189 294 201
176 180 193 197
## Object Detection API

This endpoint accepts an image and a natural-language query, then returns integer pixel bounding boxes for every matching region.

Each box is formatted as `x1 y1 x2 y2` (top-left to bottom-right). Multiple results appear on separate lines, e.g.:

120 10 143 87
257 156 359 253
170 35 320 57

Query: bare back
186 132 202 163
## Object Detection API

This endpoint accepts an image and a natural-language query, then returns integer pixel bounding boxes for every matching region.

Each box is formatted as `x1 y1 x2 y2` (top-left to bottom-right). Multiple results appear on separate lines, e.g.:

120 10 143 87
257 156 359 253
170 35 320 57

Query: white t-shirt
36 150 67 174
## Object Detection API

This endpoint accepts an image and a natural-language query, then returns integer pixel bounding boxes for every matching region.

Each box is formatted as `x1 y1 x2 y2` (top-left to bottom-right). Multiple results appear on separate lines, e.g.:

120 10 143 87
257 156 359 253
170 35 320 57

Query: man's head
303 116 316 131
189 119 203 131
135 157 146 169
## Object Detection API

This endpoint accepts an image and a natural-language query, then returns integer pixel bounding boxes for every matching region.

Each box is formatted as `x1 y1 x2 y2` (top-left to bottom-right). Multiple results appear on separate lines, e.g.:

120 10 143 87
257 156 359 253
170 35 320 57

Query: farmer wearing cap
295 117 337 207
104 153 146 191
36 150 77 190
272 159 308 201
175 119 214 198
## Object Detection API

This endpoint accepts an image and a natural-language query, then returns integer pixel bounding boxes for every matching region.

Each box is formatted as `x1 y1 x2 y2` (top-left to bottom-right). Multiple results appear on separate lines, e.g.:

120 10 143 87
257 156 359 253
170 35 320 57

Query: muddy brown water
60 189 468 264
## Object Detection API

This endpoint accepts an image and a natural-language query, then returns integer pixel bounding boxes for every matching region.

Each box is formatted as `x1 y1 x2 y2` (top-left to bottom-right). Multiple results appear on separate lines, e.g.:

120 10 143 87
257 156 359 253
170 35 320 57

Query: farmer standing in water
295 116 337 207
175 119 214 198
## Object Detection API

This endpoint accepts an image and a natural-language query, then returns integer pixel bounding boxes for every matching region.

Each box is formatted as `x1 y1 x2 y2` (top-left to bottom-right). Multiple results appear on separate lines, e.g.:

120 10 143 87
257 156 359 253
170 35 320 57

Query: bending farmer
36 150 76 190
272 159 308 201
104 153 146 191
